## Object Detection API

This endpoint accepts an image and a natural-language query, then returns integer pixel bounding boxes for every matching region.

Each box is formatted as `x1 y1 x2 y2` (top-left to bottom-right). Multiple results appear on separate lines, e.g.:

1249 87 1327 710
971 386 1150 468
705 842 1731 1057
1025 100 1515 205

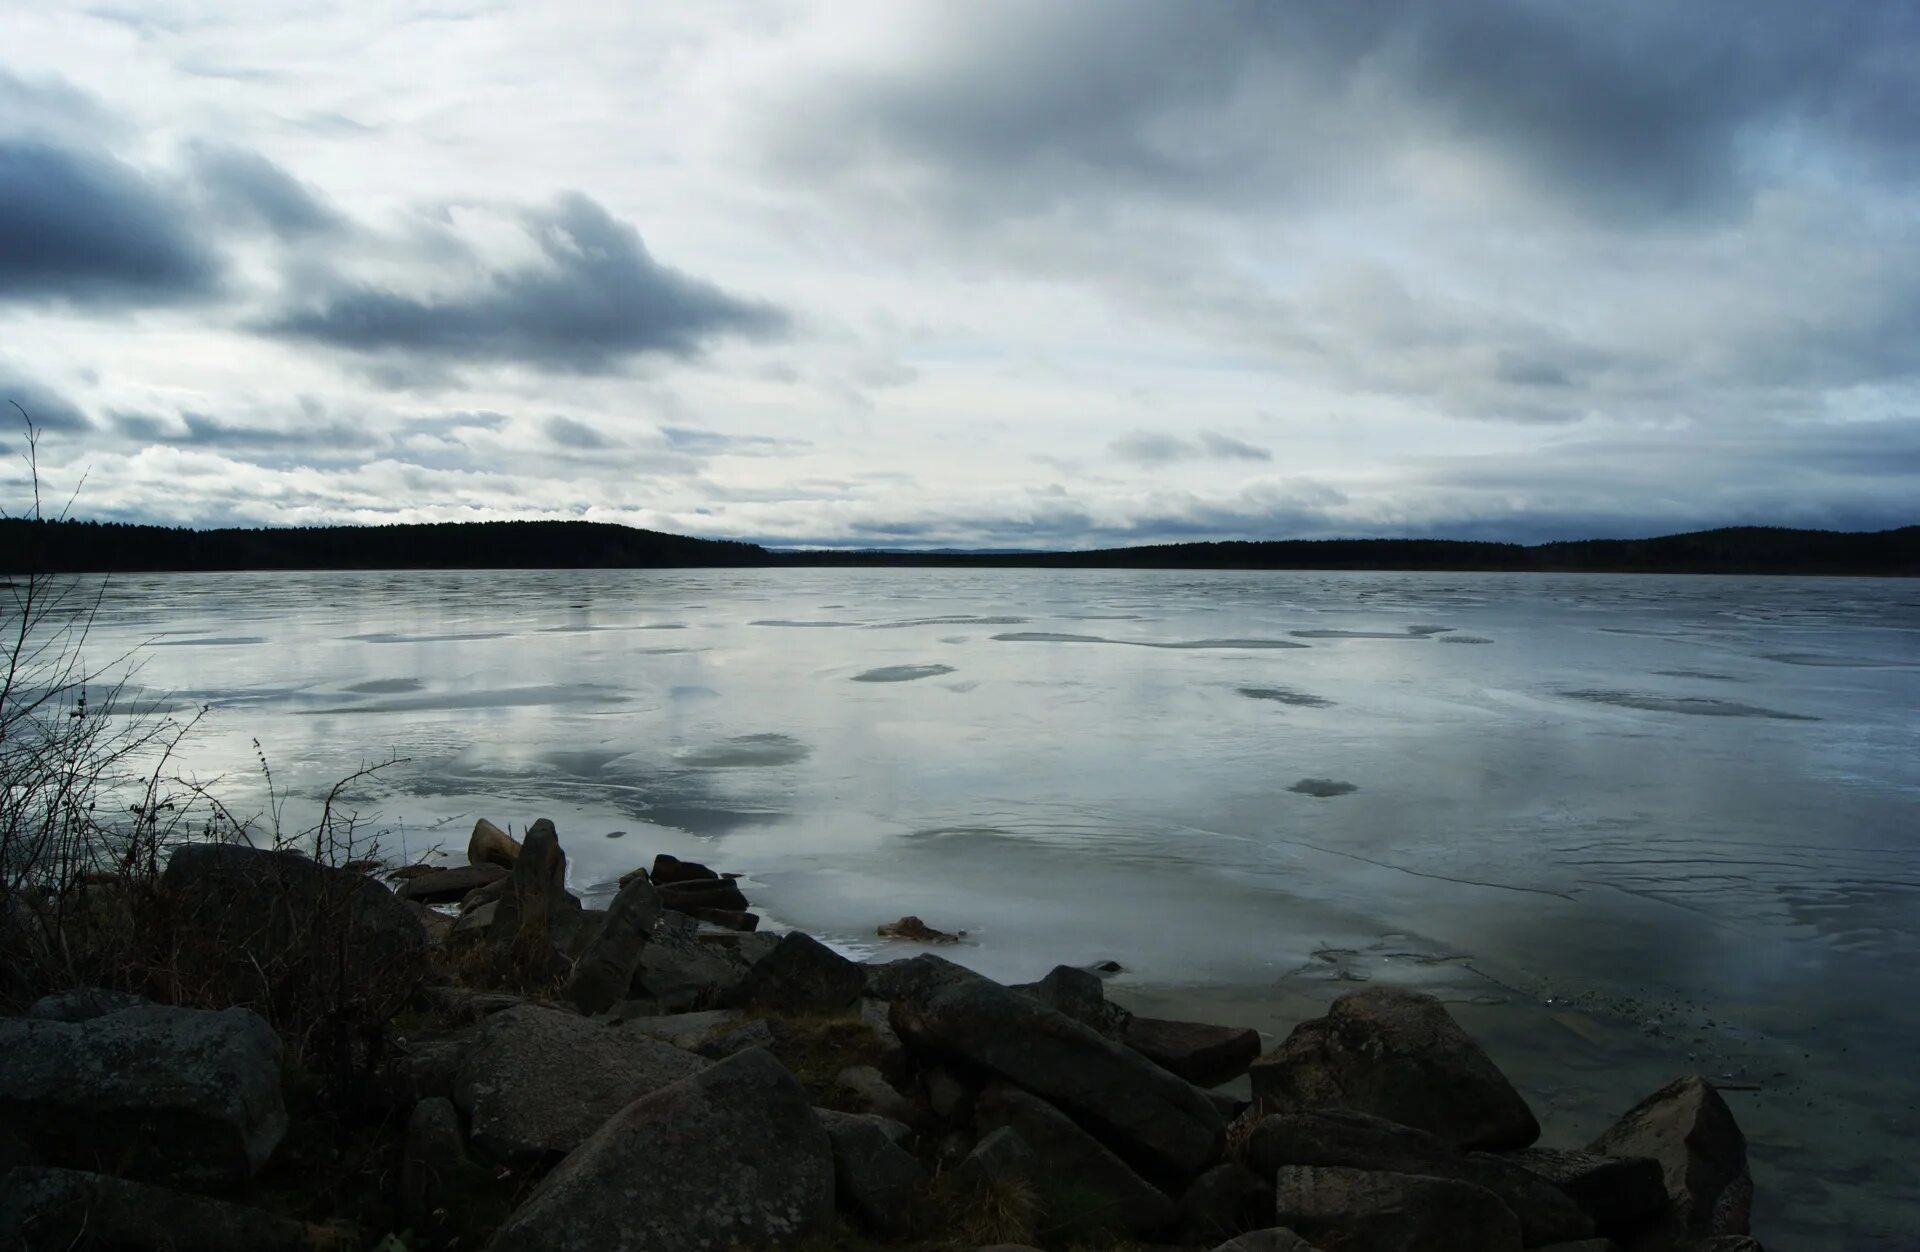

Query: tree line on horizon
2 516 1916 575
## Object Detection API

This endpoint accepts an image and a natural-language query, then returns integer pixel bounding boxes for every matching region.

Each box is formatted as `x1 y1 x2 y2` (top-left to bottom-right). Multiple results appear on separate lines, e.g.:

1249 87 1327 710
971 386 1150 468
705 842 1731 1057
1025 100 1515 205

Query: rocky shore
0 818 1766 1251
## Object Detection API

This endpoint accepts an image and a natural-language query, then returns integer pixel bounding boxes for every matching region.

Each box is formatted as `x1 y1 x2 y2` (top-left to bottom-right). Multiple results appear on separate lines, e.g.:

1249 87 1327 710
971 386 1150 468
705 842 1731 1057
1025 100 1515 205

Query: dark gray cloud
777 1 1920 226
1110 430 1271 464
543 415 612 449
0 140 221 306
187 143 344 238
660 426 807 456
110 409 367 450
0 368 89 432
262 192 786 375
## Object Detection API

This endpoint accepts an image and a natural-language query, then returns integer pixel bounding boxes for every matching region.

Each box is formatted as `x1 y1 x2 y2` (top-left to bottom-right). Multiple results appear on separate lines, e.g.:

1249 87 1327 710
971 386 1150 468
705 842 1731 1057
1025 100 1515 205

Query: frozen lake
79 567 1920 1247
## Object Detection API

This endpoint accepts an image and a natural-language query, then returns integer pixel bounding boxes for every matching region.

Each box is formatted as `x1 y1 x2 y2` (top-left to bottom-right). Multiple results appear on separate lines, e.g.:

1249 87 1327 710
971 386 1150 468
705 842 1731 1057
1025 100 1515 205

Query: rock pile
0 817 1765 1251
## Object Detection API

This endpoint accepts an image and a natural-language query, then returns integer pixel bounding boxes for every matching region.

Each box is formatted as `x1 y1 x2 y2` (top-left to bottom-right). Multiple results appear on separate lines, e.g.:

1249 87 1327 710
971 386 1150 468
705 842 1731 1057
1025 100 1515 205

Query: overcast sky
3 2 1918 548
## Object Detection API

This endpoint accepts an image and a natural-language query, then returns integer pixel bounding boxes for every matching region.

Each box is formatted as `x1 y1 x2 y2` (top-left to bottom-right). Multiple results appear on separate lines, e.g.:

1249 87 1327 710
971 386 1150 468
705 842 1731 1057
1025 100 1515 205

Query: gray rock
486 819 581 953
1212 1230 1323 1252
616 1008 741 1050
469 818 520 869
657 877 751 914
837 1064 917 1121
453 1003 708 1160
446 900 497 949
484 1048 834 1252
650 852 719 885
25 988 149 1022
1011 964 1132 1038
1126 1015 1263 1087
161 842 429 1026
401 1096 485 1238
1246 1109 1592 1245
697 1018 780 1059
1180 1163 1274 1245
816 1107 913 1145
974 1081 1174 1235
1273 1164 1525 1252
562 873 663 1014
953 1125 1037 1192
460 878 506 913
0 1166 326 1251
925 1065 973 1119
1586 1074 1752 1246
0 1005 286 1188
1502 1145 1667 1232
887 955 1224 1181
726 930 867 1015
1248 986 1540 1150
397 863 509 903
632 912 743 1008
821 1102 928 1237
1531 1241 1623 1252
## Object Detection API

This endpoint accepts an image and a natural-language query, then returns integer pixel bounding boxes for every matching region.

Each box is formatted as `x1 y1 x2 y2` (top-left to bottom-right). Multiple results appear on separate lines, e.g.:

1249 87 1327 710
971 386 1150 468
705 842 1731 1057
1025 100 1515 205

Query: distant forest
3 517 1916 576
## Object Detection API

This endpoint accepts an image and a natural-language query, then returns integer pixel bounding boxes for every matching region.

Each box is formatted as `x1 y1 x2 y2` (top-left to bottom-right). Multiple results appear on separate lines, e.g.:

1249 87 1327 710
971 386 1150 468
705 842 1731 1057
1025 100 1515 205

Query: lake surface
79 567 1920 1247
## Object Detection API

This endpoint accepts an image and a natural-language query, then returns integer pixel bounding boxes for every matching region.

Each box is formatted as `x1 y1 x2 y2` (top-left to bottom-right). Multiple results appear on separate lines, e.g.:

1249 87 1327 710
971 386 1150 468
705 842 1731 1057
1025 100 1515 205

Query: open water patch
1654 670 1741 682
1291 629 1433 640
676 733 811 768
1438 635 1494 644
1289 778 1358 797
852 664 957 683
992 631 1307 650
1239 686 1335 708
1562 689 1818 720
1764 652 1911 669
868 616 1027 629
342 677 424 694
301 683 626 714
347 630 509 644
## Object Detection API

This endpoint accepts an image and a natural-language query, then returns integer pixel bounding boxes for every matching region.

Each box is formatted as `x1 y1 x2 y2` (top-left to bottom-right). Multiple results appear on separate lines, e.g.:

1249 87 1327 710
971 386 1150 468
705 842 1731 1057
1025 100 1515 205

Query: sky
3 1 1918 549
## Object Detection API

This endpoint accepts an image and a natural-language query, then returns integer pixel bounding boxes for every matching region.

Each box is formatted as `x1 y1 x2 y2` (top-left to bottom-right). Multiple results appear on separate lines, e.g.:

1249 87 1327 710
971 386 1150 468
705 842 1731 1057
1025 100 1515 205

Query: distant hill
3 517 1915 576
0 518 766 572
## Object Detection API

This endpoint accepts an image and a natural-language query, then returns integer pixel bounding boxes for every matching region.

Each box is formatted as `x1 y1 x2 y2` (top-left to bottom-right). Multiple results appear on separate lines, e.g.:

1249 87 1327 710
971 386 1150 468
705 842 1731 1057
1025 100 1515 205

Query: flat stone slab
454 1003 708 1159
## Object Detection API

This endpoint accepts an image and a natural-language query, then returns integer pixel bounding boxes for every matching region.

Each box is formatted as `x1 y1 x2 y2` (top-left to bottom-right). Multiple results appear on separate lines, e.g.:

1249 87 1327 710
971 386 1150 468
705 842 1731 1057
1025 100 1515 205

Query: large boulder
1212 1231 1322 1252
974 1082 1175 1236
562 873 663 1014
1502 1146 1668 1234
397 863 508 904
453 1003 708 1160
401 1096 489 1240
1179 1163 1273 1245
952 1125 1037 1192
820 1103 928 1237
726 931 867 1015
161 843 429 1029
484 1048 834 1252
469 818 520 869
1273 1164 1524 1252
1248 987 1540 1150
0 1166 330 1251
1586 1075 1752 1247
657 877 751 914
886 955 1224 1181
0 1005 286 1188
1246 1109 1592 1245
650 853 719 886
1125 1016 1263 1087
25 988 150 1022
631 912 744 1009
486 819 581 950
1011 965 1132 1038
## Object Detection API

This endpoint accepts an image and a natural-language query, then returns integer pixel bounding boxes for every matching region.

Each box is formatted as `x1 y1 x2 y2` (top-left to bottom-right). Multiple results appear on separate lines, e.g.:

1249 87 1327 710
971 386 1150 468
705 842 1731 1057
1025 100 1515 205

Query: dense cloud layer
0 4 1915 545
